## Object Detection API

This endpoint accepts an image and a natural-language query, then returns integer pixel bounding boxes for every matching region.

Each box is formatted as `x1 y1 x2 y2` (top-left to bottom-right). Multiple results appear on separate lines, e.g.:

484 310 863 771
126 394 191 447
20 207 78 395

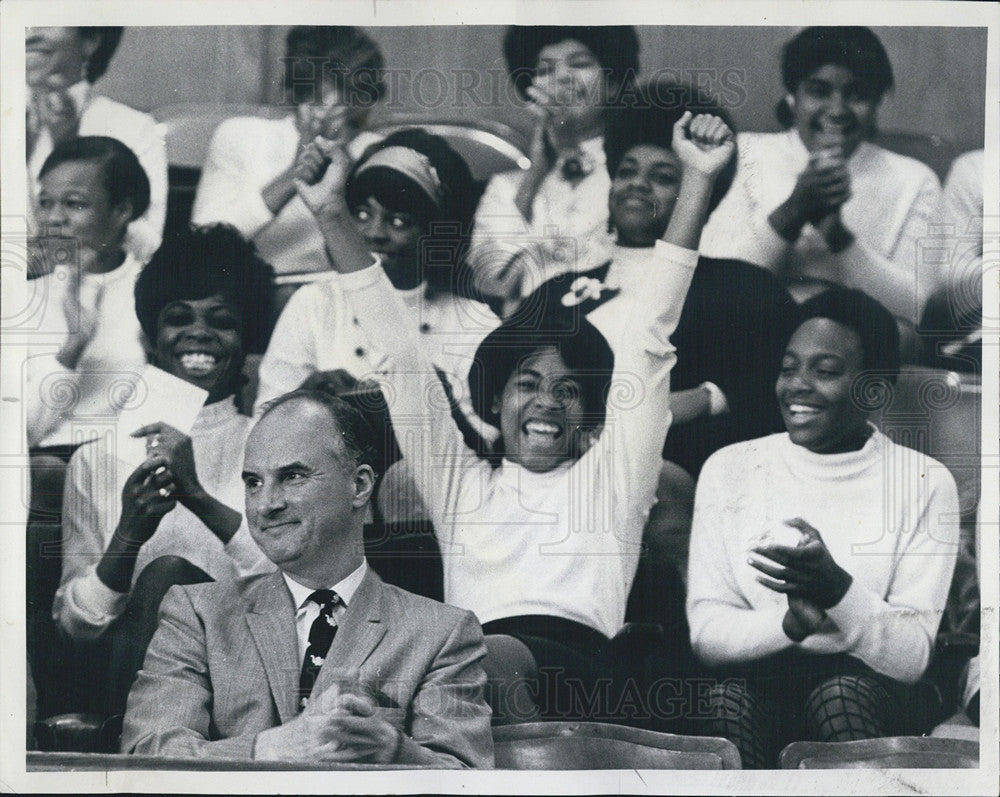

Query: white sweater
686 428 960 684
25 253 147 448
254 274 500 421
53 398 272 642
698 130 944 326
191 115 379 277
340 241 697 638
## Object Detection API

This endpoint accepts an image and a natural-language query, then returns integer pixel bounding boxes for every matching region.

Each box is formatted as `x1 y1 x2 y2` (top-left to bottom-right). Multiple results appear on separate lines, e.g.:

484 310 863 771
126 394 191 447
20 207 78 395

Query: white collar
283 559 368 611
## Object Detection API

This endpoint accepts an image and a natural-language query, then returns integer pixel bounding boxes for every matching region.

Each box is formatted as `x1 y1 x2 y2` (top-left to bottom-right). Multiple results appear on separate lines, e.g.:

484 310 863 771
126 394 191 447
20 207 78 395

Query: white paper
113 365 208 467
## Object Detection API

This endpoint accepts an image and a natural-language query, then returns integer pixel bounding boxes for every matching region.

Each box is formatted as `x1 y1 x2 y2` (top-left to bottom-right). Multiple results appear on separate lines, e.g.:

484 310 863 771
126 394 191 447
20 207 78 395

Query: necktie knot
309 589 339 613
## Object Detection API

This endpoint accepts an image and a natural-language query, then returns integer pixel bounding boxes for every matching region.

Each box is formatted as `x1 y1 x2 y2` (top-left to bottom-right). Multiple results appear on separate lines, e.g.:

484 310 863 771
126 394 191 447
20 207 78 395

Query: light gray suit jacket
120 568 494 768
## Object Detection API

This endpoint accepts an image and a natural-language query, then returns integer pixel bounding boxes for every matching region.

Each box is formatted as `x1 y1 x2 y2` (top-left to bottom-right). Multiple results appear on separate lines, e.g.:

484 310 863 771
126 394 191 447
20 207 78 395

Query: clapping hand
524 83 578 165
130 423 202 508
30 74 81 149
294 135 353 216
749 517 854 609
117 455 177 546
254 669 400 764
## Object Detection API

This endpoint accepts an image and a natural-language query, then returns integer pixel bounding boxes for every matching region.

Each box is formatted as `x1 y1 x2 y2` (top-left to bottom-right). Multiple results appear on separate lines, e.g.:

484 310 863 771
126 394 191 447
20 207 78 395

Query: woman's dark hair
257 389 380 476
283 26 385 107
603 80 738 215
134 224 277 355
347 128 481 294
787 288 901 384
79 27 123 83
503 25 640 101
39 135 150 220
776 26 894 127
468 308 615 432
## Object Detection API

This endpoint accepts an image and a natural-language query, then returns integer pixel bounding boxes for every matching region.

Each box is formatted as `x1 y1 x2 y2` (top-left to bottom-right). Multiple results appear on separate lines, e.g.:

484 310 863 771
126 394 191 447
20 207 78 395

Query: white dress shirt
283 559 369 663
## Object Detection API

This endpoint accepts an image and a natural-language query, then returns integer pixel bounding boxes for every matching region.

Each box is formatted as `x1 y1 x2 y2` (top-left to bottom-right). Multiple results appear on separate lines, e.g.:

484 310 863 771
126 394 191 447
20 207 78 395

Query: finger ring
148 435 160 449
159 487 171 498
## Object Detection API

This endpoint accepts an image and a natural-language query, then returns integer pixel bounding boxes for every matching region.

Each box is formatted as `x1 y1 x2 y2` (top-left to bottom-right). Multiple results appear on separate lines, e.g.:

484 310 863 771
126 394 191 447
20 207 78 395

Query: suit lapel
245 571 300 724
313 568 387 696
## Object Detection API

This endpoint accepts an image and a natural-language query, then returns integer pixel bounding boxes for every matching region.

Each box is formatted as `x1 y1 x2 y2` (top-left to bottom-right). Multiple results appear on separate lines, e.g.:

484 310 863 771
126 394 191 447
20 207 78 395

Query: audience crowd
22 24 982 769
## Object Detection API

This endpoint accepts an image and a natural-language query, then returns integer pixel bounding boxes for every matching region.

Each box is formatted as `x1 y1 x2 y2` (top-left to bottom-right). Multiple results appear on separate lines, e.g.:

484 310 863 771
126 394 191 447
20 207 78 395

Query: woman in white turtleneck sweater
686 288 959 768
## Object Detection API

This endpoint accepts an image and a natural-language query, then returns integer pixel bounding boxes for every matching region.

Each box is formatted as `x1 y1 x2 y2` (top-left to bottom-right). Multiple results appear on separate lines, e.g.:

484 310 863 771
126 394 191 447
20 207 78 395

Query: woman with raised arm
698 27 944 333
254 128 500 435
294 110 734 721
686 288 959 767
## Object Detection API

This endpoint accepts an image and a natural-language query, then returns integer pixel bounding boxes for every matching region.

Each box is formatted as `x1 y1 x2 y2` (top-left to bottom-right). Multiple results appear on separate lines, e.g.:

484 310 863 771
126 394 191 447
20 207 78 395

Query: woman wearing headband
254 128 500 426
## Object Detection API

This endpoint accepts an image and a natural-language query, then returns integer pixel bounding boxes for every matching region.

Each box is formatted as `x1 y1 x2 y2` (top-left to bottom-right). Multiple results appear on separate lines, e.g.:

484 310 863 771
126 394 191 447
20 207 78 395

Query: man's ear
490 393 502 417
351 464 376 509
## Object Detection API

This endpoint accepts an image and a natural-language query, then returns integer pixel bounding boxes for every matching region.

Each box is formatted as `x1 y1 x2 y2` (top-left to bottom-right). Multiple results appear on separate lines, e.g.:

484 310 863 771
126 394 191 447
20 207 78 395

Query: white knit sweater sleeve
830 168 944 325
604 241 697 512
821 459 960 684
685 448 795 665
338 265 489 539
52 441 127 641
253 284 321 414
191 118 275 237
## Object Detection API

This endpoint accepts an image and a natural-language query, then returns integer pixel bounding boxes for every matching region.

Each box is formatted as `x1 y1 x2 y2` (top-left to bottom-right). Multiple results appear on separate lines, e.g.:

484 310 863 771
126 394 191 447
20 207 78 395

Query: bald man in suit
121 390 493 767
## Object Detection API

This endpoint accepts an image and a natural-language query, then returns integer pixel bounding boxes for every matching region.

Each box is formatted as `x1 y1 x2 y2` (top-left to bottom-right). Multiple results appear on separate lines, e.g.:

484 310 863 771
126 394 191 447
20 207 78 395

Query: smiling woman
51 224 277 719
698 26 945 333
686 287 959 768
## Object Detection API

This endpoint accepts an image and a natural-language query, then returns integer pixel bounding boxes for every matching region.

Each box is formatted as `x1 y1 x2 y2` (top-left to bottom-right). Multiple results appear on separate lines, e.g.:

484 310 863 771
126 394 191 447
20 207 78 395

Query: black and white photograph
1 0 997 793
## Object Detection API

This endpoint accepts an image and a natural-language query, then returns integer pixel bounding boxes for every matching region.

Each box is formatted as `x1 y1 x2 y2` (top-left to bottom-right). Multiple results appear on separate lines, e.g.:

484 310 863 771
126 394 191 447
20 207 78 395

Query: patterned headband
354 146 444 208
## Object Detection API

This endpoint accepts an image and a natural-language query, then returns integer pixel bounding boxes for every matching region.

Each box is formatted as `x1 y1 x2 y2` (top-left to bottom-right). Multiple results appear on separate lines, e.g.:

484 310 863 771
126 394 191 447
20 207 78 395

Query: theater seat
779 736 979 769
369 115 530 182
493 721 741 769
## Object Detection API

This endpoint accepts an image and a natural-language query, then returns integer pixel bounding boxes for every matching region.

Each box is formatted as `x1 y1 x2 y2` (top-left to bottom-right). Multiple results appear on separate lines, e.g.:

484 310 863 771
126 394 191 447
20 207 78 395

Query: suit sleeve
394 609 494 768
120 586 260 759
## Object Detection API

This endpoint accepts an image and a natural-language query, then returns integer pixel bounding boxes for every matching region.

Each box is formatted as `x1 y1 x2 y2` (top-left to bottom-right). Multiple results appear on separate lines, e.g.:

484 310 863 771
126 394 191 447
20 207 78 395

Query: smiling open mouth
522 420 563 439
785 403 822 419
178 352 219 377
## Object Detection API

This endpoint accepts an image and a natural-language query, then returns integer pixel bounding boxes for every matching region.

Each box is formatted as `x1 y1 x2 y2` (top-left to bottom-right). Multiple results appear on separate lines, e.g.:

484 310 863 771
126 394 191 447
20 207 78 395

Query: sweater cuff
825 578 886 649
652 239 699 272
71 566 129 625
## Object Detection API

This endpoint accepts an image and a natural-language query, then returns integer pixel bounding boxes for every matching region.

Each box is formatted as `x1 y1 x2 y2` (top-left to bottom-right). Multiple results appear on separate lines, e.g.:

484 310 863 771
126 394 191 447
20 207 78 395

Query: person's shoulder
171 571 266 612
875 430 959 495
209 114 292 147
85 95 157 128
379 581 481 638
702 432 787 473
860 141 940 187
